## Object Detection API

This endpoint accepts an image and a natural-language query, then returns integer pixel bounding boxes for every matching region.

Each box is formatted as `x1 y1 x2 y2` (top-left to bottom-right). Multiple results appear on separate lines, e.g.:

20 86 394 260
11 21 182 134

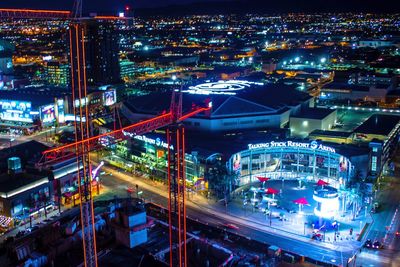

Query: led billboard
103 90 116 106
0 100 34 122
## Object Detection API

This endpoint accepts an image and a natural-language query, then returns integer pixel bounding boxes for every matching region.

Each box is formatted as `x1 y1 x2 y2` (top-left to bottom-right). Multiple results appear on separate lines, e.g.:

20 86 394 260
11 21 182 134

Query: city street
97 164 361 266
356 151 400 267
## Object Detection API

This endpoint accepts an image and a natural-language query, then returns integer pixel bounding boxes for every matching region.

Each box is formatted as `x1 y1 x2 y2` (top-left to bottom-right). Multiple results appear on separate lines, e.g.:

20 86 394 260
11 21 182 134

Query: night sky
0 0 227 10
0 0 399 13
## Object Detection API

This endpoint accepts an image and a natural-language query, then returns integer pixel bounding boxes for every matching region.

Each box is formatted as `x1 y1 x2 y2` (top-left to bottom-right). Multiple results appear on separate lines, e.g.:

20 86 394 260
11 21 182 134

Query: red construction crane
0 5 210 267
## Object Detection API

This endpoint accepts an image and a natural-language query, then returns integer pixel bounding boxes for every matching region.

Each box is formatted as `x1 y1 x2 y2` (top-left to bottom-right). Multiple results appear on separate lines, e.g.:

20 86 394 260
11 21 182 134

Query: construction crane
0 4 211 266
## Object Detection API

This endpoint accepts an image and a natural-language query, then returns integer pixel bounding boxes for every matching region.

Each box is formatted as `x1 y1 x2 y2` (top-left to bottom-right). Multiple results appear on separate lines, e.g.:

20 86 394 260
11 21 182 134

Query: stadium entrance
228 140 352 188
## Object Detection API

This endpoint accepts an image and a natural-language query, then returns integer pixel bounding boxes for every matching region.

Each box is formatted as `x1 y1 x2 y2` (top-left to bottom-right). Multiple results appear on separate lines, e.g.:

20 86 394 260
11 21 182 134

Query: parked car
372 240 383 249
364 239 372 248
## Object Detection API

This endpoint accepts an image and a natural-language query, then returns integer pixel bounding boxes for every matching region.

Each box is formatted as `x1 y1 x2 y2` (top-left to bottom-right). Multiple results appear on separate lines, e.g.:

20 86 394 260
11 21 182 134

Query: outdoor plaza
230 177 371 244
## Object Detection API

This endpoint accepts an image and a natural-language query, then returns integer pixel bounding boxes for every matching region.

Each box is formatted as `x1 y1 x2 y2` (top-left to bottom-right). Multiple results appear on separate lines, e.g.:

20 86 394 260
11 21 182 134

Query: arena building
121 80 314 132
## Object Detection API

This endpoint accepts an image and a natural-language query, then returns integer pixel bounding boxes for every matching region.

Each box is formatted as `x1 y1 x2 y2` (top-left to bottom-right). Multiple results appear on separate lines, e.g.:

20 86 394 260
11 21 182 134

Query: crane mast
0 5 212 266
69 21 98 267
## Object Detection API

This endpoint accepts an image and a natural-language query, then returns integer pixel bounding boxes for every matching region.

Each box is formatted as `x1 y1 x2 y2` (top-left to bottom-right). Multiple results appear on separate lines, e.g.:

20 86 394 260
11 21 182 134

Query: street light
9 138 15 148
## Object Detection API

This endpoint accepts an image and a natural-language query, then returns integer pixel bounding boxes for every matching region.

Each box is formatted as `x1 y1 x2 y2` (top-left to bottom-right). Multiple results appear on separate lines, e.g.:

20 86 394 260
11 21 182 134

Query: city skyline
0 3 399 267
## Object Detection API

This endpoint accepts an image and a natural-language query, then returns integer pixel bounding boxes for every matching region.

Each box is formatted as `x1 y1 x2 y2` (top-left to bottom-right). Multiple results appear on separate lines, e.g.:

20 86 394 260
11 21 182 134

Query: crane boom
39 106 210 166
0 8 71 19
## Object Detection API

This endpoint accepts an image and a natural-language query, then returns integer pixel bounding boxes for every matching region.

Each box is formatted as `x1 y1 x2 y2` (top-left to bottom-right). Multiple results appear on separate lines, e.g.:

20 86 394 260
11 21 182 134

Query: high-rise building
82 19 121 85
45 61 70 87
119 60 136 82
0 40 14 76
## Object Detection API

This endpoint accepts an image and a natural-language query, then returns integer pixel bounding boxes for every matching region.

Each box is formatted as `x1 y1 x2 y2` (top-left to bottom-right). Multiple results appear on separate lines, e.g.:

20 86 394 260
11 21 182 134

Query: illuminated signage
56 99 65 123
103 90 116 106
247 140 336 153
74 97 88 107
40 104 55 123
122 131 174 150
184 80 264 95
0 100 34 123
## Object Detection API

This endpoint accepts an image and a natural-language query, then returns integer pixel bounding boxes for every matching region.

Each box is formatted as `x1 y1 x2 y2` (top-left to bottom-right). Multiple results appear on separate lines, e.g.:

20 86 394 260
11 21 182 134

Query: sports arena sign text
247 140 336 153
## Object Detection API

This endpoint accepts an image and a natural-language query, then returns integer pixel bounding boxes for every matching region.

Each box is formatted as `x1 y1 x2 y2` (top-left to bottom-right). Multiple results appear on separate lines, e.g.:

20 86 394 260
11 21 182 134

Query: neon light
178 107 210 121
0 8 70 14
184 80 264 95
0 178 49 198
43 112 173 154
247 140 336 153
122 132 174 150
94 16 127 20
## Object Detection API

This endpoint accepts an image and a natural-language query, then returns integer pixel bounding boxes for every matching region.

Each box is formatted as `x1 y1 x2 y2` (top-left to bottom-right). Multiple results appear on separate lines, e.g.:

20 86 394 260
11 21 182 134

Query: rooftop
0 140 50 171
309 129 353 138
0 172 48 197
291 108 336 120
124 82 312 118
354 114 400 136
322 83 370 92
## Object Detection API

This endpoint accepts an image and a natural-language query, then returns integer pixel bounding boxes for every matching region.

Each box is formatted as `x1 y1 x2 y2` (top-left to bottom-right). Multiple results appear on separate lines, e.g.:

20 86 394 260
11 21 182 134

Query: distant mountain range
135 0 400 16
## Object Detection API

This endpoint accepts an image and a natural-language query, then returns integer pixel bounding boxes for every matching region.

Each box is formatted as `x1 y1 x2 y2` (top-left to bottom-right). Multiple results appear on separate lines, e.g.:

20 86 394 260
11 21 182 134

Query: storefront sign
247 140 336 153
122 131 174 149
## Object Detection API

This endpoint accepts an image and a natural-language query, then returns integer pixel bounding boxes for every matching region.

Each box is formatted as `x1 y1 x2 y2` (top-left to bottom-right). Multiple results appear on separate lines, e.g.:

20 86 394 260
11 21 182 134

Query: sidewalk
0 206 62 243
99 164 361 253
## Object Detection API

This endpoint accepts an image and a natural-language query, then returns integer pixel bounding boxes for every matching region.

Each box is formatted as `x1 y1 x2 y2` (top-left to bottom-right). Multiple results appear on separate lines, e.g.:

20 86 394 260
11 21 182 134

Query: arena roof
125 82 312 118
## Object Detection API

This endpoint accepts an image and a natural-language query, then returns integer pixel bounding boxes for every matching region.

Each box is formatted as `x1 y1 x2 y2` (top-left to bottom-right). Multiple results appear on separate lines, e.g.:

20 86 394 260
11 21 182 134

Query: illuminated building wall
44 61 70 87
313 186 339 218
0 40 14 75
0 174 51 218
290 109 337 138
119 60 136 81
228 140 353 187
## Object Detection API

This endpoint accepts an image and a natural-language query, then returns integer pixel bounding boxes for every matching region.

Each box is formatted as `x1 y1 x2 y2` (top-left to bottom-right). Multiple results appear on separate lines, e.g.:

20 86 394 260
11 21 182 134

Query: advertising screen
0 100 33 122
40 104 55 123
56 99 65 124
339 156 348 172
103 90 116 106
232 153 241 174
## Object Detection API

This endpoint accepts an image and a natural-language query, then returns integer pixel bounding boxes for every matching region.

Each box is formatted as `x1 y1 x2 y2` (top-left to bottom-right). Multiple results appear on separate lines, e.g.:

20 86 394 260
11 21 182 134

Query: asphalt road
98 165 354 266
355 151 400 267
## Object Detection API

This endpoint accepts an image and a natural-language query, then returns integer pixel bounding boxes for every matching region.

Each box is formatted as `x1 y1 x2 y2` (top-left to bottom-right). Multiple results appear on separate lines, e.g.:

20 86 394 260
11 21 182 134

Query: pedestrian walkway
98 164 362 253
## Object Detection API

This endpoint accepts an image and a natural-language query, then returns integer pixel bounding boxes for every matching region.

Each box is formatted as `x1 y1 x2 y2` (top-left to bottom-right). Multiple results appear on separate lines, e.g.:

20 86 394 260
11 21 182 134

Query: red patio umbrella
293 197 310 212
293 197 310 205
316 179 329 186
265 188 279 194
256 176 270 189
256 176 270 183
265 187 279 199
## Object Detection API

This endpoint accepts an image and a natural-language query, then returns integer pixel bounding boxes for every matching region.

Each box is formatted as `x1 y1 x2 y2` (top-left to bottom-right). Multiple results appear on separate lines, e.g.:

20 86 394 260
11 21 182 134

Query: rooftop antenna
73 0 83 19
